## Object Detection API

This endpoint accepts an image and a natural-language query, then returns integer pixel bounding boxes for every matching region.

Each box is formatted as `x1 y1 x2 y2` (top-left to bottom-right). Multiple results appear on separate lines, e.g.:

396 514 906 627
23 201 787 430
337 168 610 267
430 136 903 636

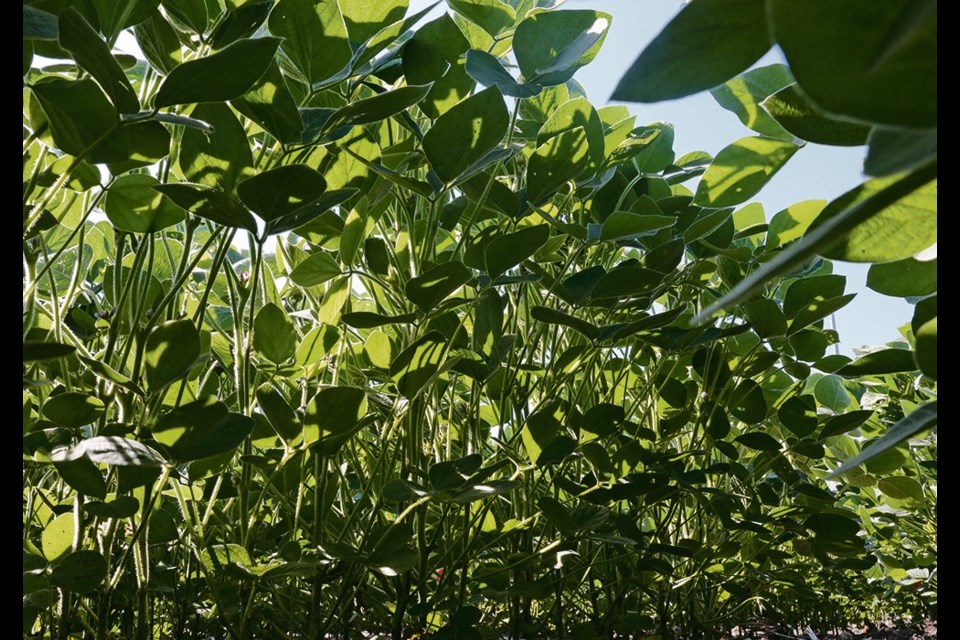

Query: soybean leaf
422 86 508 184
155 184 258 233
304 386 367 451
153 397 254 461
485 225 550 280
105 174 184 233
154 37 282 107
693 137 800 209
289 251 341 287
268 0 352 86
761 85 871 146
612 0 771 102
514 10 610 87
390 331 447 398
59 9 140 113
144 320 201 391
405 261 473 313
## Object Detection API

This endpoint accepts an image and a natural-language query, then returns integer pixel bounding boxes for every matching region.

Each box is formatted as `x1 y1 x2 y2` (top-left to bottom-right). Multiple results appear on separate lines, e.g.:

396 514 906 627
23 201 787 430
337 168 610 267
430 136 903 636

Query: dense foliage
23 1 936 638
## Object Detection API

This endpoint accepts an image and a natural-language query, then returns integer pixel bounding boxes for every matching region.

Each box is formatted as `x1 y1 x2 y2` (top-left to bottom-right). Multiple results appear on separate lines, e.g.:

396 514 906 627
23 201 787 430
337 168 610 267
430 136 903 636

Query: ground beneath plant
726 619 936 640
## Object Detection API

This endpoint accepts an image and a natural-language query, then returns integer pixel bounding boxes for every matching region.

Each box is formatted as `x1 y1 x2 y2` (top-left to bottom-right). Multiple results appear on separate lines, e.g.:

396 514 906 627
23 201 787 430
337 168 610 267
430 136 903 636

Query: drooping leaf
144 320 202 391
612 0 771 102
808 175 937 263
465 49 541 98
268 0 352 86
709 64 794 140
289 251 341 287
864 127 938 178
390 331 447 398
59 9 140 113
154 184 258 233
254 303 297 364
693 137 800 208
422 86 508 184
514 10 610 87
915 316 937 379
105 174 184 233
31 79 119 158
761 84 871 146
770 0 936 128
50 551 108 594
303 386 367 451
405 261 473 313
153 397 254 461
178 103 255 194
836 349 917 377
154 37 282 107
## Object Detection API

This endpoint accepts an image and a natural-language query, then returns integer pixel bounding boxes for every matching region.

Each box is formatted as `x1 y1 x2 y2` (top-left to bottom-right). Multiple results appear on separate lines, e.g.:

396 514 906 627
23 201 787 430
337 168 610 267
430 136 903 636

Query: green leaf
761 85 871 146
864 127 938 178
783 275 846 318
154 184 258 233
342 312 417 329
340 0 407 47
401 14 473 119
804 512 860 543
836 349 917 377
153 397 254 461
382 479 430 501
144 319 202 391
91 0 159 40
238 164 327 224
422 86 508 184
538 97 606 171
255 384 302 444
268 0 352 85
915 316 937 379
31 79 118 158
485 225 550 280
289 251 341 287
599 212 676 242
728 380 766 424
266 188 356 236
95 120 171 169
770 0 936 127
390 331 447 398
59 9 140 113
231 60 304 144
254 303 296 363
105 174 184 233
54 458 107 499
323 84 433 133
84 496 140 518
867 257 938 299
827 402 935 478
693 137 800 208
154 37 282 107
526 127 590 204
820 410 874 439
531 306 599 341
53 436 166 467
24 5 59 40
742 299 787 339
877 476 925 503
734 432 781 452
448 0 515 37
303 386 367 451
778 395 818 438
23 342 76 362
134 12 182 75
766 200 825 248
589 267 663 301
210 1 273 48
178 103 255 194
296 324 340 367
522 400 571 466
788 294 855 335
465 49 541 98
709 64 795 140
514 10 610 86
405 261 473 313
809 175 937 263
612 0 771 102
629 123 675 173
43 392 104 428
50 551 107 594
814 375 854 413
42 513 75 561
